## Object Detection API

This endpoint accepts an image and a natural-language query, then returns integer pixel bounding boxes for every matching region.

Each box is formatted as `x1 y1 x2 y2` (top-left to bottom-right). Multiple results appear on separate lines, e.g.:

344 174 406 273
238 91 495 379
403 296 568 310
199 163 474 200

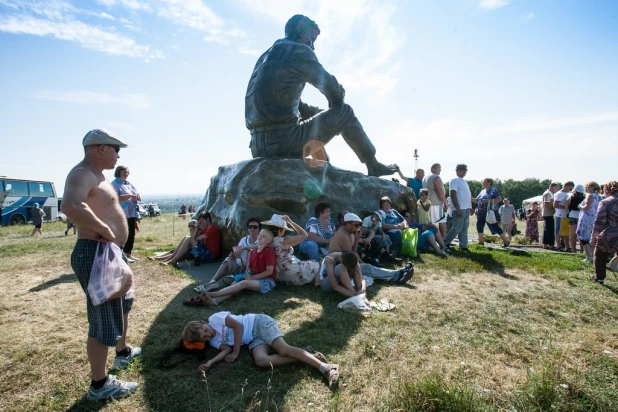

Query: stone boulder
196 158 417 252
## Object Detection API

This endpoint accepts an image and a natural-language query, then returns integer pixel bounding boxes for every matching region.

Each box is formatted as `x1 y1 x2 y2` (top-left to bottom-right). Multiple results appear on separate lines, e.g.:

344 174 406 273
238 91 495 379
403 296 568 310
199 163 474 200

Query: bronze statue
245 14 398 177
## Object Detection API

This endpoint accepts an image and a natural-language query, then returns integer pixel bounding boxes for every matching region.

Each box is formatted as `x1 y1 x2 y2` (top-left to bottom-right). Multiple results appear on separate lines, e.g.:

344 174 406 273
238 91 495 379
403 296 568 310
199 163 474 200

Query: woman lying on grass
182 312 340 391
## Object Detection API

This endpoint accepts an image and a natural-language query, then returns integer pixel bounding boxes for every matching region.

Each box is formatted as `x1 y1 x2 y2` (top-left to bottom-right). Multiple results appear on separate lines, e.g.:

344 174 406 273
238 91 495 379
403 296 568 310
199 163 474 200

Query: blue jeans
443 209 470 248
386 229 402 253
299 240 321 261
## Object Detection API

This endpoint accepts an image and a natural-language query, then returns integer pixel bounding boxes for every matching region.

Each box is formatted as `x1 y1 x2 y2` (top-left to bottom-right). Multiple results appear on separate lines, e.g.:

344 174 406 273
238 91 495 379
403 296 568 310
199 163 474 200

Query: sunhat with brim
188 219 198 227
373 210 386 221
261 214 293 231
575 184 585 193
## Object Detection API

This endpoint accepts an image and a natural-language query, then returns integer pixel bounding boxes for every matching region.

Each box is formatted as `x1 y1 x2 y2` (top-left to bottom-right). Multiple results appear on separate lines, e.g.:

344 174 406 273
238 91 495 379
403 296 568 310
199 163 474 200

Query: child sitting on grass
200 229 276 306
182 312 340 391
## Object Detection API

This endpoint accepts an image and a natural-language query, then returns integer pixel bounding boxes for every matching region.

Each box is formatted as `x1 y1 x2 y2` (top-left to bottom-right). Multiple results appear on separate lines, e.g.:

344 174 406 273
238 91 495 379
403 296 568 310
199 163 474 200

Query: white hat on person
343 213 362 223
574 184 585 193
82 128 128 148
261 214 293 231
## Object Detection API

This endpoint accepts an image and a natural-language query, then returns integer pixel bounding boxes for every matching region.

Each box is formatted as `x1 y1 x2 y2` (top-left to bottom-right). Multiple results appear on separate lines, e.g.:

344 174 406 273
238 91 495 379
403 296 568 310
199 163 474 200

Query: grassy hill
1 215 617 411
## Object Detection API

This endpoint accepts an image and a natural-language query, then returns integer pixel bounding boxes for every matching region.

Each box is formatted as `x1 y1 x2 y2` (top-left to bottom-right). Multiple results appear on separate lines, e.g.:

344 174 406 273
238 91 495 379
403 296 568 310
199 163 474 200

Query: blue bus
0 177 59 225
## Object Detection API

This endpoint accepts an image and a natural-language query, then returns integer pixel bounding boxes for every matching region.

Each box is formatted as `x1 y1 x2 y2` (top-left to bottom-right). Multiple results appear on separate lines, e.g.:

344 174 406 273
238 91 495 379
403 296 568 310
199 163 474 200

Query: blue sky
1 0 616 196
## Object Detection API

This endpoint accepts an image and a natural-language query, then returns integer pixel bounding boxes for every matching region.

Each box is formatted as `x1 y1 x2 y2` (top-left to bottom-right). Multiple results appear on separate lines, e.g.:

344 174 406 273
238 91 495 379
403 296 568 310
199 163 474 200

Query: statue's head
285 14 320 50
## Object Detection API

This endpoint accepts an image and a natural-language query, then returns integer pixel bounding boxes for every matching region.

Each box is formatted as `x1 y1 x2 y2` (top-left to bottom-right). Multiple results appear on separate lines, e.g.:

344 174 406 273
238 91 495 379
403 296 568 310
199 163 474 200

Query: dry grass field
1 215 617 411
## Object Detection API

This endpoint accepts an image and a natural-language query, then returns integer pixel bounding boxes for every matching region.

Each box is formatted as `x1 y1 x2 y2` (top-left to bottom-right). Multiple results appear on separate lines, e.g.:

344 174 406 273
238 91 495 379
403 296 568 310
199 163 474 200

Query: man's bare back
62 160 128 245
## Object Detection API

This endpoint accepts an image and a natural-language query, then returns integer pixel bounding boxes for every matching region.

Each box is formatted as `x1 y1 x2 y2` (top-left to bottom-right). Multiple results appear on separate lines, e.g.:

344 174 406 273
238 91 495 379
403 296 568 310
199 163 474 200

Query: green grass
1 214 617 411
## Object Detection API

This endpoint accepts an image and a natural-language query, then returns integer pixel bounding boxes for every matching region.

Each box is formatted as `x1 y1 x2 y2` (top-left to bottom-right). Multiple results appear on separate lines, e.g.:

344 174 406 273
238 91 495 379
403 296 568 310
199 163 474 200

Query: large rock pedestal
197 158 417 252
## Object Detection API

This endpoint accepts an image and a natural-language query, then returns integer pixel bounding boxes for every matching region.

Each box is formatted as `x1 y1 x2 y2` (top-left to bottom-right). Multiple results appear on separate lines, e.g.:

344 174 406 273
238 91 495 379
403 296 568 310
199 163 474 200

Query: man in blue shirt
397 168 424 200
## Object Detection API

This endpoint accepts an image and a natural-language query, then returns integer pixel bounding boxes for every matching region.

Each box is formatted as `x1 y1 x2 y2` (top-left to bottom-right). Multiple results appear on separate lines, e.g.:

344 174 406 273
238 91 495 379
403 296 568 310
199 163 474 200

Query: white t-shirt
236 235 258 266
207 311 255 350
448 177 472 209
554 191 569 218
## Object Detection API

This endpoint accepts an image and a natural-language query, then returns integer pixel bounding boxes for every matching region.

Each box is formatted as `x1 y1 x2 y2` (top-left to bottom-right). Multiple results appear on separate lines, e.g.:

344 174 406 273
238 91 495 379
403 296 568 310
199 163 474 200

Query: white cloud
0 14 162 59
158 0 245 45
232 0 404 98
96 0 152 12
479 0 509 10
34 90 151 109
97 12 115 20
526 12 535 20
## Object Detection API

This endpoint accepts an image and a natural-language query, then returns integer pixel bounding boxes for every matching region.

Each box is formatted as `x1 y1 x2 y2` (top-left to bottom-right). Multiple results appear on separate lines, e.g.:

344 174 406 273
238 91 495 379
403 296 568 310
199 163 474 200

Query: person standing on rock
245 14 398 177
61 129 141 401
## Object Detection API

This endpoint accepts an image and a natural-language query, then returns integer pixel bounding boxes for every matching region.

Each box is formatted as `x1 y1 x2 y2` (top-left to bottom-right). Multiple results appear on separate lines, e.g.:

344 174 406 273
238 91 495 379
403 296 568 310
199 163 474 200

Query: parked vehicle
0 177 59 225
139 202 161 217
149 203 161 217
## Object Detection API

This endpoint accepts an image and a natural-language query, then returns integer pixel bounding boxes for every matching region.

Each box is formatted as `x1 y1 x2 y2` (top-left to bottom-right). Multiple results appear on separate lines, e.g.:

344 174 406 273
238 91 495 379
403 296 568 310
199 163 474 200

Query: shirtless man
61 129 141 401
328 213 413 284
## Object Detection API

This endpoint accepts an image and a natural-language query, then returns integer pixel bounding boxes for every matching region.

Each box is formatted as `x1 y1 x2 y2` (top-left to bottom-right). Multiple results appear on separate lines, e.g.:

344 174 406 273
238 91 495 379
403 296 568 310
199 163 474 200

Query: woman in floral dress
576 181 601 262
525 201 540 242
262 214 320 285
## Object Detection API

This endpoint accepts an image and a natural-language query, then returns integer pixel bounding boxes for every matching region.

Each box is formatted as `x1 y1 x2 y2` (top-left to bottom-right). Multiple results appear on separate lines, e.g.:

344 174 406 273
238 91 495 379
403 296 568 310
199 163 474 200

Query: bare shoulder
63 163 104 201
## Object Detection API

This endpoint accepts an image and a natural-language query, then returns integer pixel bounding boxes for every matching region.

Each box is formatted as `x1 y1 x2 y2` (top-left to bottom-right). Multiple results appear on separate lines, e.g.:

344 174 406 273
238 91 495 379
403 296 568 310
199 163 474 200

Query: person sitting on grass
150 219 198 261
197 229 276 306
182 312 340 391
161 212 220 267
329 212 414 284
264 214 321 285
318 251 366 297
410 220 450 257
195 217 261 292
361 210 398 264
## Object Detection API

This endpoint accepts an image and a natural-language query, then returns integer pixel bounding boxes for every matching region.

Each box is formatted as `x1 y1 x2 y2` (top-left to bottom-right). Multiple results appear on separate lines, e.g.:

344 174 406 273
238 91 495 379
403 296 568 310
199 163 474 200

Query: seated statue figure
245 14 398 177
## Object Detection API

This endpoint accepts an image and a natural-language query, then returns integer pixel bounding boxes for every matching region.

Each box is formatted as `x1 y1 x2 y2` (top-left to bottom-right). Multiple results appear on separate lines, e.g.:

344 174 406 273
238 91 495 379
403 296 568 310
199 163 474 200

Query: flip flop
183 296 205 307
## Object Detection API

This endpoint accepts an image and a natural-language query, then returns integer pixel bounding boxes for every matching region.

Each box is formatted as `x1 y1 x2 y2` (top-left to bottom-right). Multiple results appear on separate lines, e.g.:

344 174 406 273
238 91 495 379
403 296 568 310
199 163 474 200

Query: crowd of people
538 180 618 284
59 128 617 402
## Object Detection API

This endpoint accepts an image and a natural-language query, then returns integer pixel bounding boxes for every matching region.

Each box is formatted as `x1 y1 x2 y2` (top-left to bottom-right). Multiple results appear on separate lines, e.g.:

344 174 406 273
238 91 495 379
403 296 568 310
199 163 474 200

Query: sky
1 0 617 197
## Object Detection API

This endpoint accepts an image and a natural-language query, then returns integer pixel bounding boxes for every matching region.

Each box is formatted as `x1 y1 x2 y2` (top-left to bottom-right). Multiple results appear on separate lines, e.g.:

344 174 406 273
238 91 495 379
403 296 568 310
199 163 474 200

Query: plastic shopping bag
400 228 418 257
87 242 134 306
337 293 372 314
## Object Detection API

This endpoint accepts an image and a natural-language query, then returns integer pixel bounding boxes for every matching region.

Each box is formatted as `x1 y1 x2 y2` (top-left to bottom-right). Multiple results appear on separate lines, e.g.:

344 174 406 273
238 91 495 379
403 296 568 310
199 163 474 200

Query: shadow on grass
458 246 528 280
28 273 76 292
65 395 107 412
138 282 366 410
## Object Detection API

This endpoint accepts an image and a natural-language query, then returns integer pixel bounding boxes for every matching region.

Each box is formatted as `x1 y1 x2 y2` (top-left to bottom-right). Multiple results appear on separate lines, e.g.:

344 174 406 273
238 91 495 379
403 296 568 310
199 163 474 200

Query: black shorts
71 239 134 346
35 224 42 229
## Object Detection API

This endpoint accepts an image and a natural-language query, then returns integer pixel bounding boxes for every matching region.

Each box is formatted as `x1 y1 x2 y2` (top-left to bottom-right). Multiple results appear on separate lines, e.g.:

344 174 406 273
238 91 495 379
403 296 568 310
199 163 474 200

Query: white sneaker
87 375 138 401
126 257 136 263
582 257 593 263
128 256 139 261
112 346 142 370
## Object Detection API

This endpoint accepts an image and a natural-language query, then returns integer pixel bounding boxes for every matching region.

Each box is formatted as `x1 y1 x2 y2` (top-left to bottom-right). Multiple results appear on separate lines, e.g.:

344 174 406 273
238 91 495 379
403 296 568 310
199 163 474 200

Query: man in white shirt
499 198 516 240
443 164 473 251
554 181 574 250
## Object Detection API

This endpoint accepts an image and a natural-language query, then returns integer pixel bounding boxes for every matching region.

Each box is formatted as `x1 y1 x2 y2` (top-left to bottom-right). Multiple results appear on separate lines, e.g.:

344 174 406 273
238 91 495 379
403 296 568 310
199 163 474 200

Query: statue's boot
366 158 399 177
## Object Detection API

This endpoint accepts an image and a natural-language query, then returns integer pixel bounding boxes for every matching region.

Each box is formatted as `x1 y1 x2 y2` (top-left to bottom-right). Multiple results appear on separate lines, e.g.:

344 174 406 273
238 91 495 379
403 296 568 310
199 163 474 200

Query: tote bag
485 200 497 224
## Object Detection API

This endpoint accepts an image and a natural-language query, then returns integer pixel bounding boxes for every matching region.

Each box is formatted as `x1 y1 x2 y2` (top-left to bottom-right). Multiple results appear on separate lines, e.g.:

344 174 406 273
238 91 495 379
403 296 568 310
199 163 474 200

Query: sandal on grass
323 364 339 392
183 296 205 307
304 346 327 363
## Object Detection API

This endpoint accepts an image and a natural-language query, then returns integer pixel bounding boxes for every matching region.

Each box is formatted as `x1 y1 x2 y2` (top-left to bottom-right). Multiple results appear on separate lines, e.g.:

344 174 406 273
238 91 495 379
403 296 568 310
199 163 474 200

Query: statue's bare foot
367 159 398 177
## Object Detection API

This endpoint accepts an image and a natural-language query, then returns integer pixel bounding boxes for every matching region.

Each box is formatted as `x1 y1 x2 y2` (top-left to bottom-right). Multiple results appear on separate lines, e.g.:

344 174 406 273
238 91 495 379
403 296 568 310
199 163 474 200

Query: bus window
0 179 4 191
29 182 55 197
5 181 29 196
